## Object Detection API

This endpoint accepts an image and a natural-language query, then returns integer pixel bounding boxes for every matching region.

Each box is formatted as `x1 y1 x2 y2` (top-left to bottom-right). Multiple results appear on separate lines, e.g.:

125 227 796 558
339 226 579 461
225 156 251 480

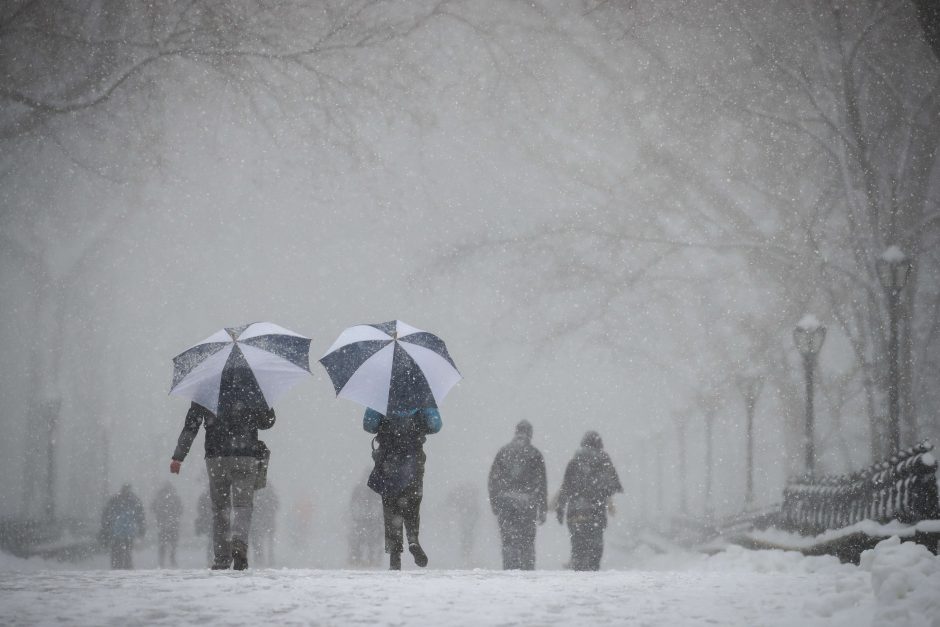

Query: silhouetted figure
170 380 276 570
347 476 383 567
365 406 442 570
100 484 146 570
488 420 548 570
446 481 482 567
250 484 279 568
556 431 623 571
151 482 183 568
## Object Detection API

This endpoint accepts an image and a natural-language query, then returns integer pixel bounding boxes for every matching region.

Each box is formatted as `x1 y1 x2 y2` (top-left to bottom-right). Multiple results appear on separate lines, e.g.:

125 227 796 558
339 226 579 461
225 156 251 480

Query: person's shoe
232 540 249 571
211 542 231 570
409 542 428 567
389 552 402 570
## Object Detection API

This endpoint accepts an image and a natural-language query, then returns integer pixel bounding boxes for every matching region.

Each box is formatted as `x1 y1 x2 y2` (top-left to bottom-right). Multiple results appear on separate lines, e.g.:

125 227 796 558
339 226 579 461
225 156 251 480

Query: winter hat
515 420 533 439
581 430 603 449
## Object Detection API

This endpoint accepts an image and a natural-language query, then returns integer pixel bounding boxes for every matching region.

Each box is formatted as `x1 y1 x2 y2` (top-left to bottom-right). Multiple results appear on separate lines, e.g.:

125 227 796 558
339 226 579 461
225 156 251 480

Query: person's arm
536 453 548 523
171 403 207 471
363 408 382 434
487 453 502 514
556 461 573 523
422 407 442 434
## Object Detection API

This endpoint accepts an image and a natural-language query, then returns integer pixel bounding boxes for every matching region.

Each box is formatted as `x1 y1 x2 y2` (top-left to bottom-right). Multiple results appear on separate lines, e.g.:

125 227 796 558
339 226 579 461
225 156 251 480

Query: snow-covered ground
1 538 937 626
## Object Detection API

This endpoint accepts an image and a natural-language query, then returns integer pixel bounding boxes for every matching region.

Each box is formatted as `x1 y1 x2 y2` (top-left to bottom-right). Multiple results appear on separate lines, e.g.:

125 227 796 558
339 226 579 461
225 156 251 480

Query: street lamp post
876 246 912 454
794 315 826 477
737 372 765 507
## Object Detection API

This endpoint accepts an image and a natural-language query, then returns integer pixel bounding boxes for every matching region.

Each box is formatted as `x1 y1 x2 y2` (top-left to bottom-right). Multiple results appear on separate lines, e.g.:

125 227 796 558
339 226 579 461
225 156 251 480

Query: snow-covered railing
781 441 939 536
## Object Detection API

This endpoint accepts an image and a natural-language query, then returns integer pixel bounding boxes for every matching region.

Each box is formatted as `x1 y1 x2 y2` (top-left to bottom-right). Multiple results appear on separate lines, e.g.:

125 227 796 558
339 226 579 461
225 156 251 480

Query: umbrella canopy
319 320 461 415
170 322 312 414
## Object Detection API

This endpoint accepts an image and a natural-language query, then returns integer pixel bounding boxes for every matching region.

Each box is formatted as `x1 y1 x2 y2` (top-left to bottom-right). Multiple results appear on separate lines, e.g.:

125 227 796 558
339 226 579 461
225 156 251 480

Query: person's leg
403 463 427 567
497 515 514 569
587 528 604 571
519 518 537 570
207 457 232 568
381 493 404 569
110 542 120 569
157 539 165 568
229 456 257 570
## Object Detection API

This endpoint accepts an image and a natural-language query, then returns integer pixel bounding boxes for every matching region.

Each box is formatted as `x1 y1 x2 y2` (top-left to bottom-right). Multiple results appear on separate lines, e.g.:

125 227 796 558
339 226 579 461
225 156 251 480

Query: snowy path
0 567 869 626
4 538 938 626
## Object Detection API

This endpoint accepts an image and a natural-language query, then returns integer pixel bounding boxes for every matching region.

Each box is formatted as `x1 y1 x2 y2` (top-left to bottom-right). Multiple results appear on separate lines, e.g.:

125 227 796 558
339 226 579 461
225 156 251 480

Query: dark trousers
568 520 604 571
497 515 536 570
381 467 424 554
206 456 257 564
110 538 133 569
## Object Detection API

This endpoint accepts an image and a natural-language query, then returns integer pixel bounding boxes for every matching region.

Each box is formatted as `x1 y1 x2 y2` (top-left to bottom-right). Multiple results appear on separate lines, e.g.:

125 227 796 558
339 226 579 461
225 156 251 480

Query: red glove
170 460 182 474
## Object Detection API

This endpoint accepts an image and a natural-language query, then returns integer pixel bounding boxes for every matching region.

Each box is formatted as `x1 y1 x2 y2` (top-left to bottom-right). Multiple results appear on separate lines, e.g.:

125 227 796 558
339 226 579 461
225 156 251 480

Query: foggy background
2 0 938 568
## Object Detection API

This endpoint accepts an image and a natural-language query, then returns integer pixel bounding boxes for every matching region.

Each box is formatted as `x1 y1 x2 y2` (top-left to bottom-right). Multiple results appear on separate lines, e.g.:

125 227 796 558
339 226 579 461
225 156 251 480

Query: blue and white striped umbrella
170 322 312 414
319 320 461 415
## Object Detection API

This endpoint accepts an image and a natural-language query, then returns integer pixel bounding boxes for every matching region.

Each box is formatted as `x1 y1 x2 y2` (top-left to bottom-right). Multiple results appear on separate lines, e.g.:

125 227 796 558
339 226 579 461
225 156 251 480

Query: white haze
1 1 938 568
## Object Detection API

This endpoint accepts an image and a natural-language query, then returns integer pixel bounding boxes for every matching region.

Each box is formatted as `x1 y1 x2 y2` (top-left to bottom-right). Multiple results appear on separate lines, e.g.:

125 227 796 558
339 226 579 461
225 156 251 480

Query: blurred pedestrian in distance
446 481 482 567
364 403 442 570
488 420 547 570
347 472 383 567
100 484 146 570
151 481 182 568
250 484 279 568
556 431 622 571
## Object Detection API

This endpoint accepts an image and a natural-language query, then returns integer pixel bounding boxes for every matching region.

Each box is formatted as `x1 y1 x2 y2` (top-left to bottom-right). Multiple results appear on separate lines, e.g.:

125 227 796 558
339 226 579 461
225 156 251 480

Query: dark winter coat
172 401 275 461
364 407 441 497
488 434 548 522
556 432 622 530
100 487 146 543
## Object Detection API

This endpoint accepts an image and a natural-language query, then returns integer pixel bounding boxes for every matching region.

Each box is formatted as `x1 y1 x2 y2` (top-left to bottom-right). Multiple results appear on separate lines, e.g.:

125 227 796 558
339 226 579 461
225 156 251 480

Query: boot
232 540 249 571
211 540 231 570
409 542 428 568
389 552 402 571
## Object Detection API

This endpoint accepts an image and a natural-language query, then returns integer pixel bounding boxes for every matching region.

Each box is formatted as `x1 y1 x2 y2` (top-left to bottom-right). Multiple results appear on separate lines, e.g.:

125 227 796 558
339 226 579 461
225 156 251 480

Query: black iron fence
780 441 939 536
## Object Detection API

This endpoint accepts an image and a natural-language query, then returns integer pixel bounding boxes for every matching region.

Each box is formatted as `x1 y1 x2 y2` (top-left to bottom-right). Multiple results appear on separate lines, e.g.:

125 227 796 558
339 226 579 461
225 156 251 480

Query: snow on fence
780 441 939 536
717 441 940 563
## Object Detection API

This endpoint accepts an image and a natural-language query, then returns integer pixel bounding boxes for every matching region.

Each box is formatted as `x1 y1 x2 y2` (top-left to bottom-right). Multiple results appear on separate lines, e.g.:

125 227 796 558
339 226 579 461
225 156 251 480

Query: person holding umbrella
320 320 461 570
168 322 312 570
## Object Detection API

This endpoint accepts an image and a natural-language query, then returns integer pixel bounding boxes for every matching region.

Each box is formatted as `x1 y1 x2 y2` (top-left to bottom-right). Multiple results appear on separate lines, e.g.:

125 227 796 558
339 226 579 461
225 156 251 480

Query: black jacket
488 434 548 520
557 433 622 529
173 401 275 461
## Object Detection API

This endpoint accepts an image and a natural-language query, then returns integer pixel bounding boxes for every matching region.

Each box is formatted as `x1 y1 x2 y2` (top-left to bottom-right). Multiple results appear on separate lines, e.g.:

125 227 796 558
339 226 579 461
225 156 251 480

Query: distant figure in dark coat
364 406 442 570
100 484 146 570
488 420 548 570
556 431 622 571
347 474 383 567
151 482 183 568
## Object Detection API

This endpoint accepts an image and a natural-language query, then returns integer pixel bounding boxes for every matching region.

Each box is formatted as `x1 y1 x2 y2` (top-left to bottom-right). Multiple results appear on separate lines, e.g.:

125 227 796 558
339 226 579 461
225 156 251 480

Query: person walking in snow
170 371 276 570
364 405 442 570
100 484 146 570
151 481 183 568
556 431 622 571
488 420 548 570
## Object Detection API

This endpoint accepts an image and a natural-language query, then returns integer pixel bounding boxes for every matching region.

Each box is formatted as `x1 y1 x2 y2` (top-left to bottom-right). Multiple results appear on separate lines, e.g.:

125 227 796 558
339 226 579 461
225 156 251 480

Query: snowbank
860 537 940 627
